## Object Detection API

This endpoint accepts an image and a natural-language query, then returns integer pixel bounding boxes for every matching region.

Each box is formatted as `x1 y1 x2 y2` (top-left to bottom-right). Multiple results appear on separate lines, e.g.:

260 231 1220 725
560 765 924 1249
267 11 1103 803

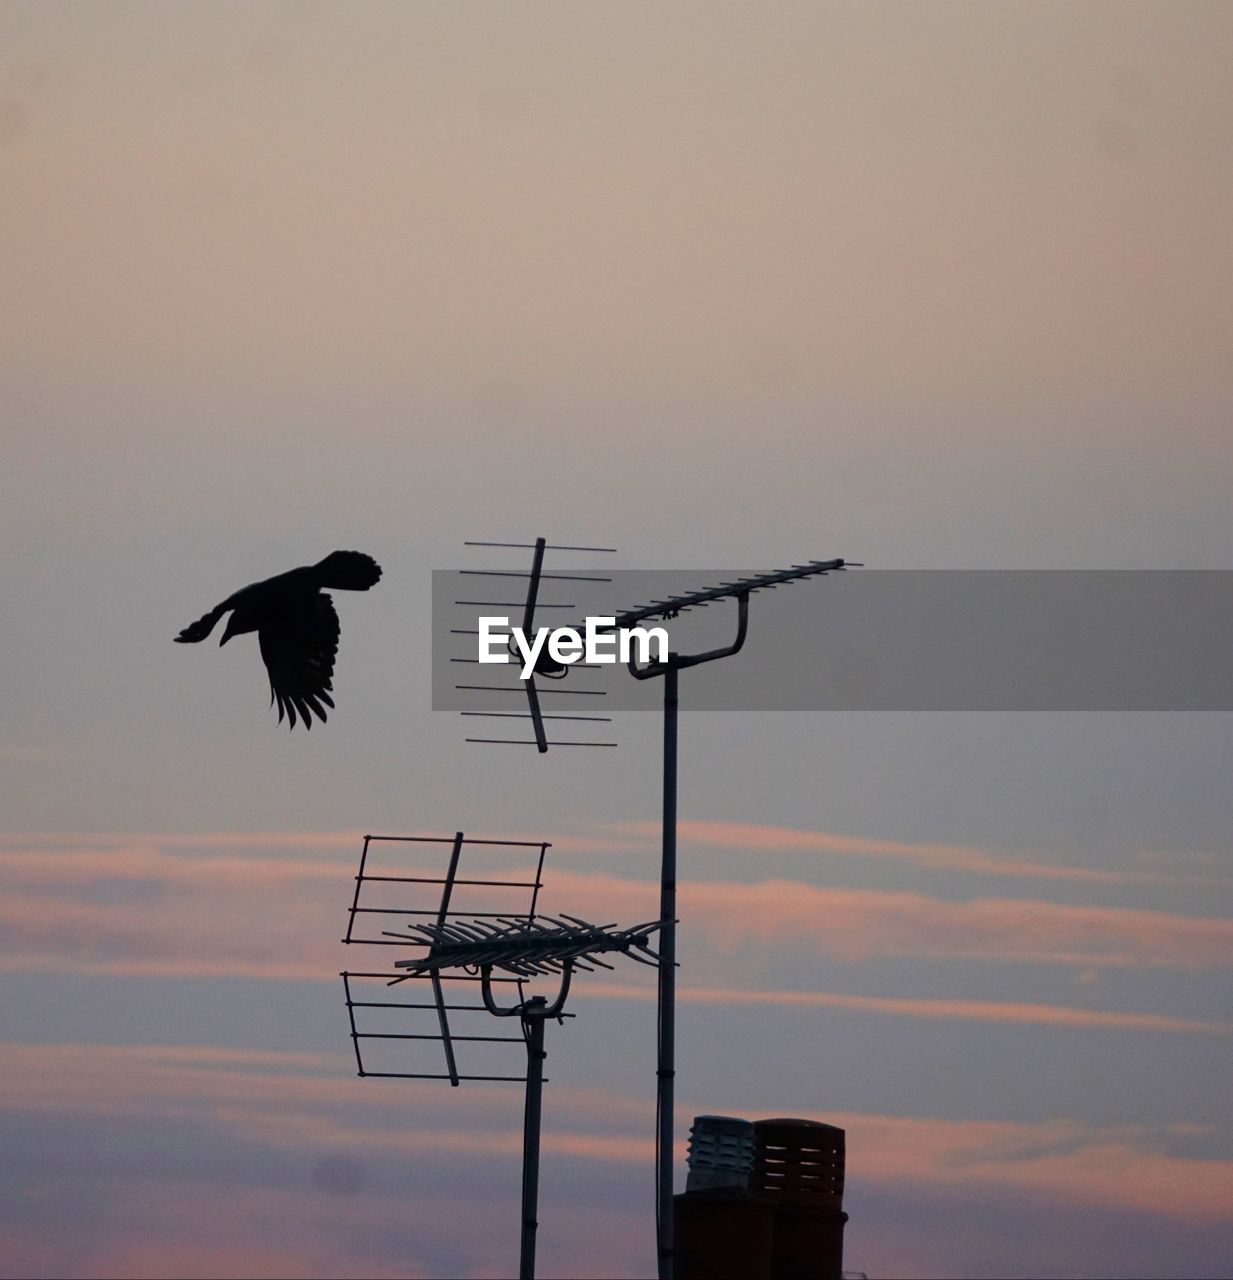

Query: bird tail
313 550 382 591
175 604 226 643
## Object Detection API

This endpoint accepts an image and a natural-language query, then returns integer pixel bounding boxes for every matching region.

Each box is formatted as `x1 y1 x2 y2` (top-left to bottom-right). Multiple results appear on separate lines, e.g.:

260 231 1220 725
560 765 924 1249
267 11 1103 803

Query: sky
2 2 1232 1276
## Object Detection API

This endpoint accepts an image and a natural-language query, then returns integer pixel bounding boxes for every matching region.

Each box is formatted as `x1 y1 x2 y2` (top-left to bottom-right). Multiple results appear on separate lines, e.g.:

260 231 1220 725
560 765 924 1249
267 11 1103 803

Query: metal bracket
627 591 751 680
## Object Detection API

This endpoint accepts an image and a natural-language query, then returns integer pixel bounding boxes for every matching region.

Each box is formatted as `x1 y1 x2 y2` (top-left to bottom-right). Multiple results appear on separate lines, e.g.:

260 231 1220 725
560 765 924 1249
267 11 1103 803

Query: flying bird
175 550 382 729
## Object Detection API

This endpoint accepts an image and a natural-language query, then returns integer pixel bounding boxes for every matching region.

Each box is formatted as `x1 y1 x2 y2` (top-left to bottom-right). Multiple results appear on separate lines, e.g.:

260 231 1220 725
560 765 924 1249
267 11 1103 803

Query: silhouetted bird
175 550 382 730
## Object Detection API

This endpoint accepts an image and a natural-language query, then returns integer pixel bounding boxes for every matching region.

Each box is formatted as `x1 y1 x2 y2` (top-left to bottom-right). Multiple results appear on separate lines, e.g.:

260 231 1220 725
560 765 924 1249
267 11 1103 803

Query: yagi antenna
599 558 848 627
453 537 618 751
612 556 852 1280
341 830 665 1280
392 914 664 977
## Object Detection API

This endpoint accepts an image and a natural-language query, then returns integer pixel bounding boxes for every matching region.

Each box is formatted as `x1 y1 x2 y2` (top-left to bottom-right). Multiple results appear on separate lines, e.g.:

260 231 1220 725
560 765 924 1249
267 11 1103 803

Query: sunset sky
3 3 1232 1277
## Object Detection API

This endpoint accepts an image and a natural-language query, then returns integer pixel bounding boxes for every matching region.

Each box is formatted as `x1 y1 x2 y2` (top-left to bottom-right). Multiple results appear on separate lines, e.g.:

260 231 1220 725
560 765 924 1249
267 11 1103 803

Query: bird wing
258 594 339 730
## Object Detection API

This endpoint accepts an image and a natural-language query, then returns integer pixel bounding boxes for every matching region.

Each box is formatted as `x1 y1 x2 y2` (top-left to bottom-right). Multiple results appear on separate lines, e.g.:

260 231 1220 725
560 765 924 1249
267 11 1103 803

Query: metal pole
520 997 548 1280
656 660 678 1280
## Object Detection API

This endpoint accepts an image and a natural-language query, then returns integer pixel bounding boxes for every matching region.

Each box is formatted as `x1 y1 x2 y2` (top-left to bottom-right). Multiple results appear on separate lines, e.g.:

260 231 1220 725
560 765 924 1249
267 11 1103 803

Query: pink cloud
815 1111 1233 1223
0 828 634 855
86 1239 346 1280
0 1041 649 1143
3 837 1231 992
681 876 1233 969
0 830 362 854
540 866 1233 971
33 1178 629 1280
590 982 1231 1035
39 1181 444 1279
4 1040 1230 1227
617 818 1165 883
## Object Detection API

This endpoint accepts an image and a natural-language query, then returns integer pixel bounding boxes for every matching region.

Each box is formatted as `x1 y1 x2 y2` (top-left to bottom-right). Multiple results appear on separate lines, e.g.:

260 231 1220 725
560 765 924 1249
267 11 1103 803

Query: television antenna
451 538 618 751
341 831 664 1280
607 558 850 1280
444 538 854 1279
